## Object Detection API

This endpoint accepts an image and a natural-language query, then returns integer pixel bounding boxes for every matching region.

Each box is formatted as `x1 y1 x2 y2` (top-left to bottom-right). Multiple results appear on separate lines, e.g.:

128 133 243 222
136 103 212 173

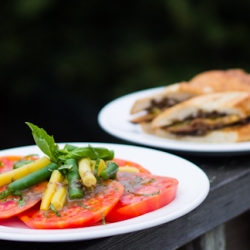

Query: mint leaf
26 122 60 163
26 123 114 166
58 146 114 162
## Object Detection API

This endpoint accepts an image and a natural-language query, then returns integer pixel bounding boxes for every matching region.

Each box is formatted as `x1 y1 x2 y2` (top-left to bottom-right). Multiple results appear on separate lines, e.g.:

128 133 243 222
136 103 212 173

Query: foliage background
1 0 250 149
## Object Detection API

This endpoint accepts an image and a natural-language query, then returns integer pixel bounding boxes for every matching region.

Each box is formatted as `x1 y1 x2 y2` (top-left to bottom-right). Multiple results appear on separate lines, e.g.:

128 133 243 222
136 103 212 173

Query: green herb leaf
26 123 115 167
58 145 114 162
58 164 73 171
26 122 60 163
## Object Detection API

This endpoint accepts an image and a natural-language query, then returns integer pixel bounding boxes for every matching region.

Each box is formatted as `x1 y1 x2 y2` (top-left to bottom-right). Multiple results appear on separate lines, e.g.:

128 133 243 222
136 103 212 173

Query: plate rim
0 143 210 242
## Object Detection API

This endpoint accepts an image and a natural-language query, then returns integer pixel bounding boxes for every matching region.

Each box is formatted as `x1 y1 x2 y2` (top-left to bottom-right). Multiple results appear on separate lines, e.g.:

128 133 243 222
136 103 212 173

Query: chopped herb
50 204 61 217
127 190 160 196
101 212 106 225
95 175 102 184
0 189 12 200
17 196 25 206
76 203 92 210
43 212 49 218
142 178 156 185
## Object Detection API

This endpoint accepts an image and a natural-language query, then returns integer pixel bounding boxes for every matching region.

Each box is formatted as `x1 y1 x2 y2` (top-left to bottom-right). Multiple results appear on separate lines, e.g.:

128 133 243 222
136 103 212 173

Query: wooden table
1 146 250 250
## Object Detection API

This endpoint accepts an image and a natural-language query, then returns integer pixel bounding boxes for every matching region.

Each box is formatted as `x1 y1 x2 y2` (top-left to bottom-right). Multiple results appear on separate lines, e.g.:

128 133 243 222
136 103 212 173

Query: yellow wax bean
90 160 96 171
40 170 64 210
97 159 107 176
118 166 140 173
90 159 107 176
78 158 96 187
83 172 97 187
51 185 67 210
0 156 51 187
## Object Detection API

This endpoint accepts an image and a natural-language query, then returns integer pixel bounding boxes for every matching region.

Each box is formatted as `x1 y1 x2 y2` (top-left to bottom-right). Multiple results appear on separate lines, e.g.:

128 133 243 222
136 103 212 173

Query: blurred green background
1 0 250 149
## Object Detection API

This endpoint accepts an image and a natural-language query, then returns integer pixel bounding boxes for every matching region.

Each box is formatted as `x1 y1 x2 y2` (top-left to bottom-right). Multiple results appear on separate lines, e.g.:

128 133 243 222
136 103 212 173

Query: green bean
65 159 84 199
9 163 58 191
100 162 118 180
0 163 58 199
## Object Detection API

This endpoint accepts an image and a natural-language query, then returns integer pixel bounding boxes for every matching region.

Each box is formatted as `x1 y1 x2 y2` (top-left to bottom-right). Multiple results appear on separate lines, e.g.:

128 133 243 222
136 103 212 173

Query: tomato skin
1 156 178 226
0 155 44 220
18 179 124 229
0 156 23 173
113 158 151 174
105 172 178 222
0 155 38 174
0 181 48 220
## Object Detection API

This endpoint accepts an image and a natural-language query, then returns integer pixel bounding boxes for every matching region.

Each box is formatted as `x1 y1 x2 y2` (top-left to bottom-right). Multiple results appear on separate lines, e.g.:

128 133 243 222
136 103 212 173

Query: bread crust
188 69 250 93
152 91 250 128
130 69 250 114
140 122 154 134
130 82 200 114
130 69 250 142
130 69 250 115
152 123 250 143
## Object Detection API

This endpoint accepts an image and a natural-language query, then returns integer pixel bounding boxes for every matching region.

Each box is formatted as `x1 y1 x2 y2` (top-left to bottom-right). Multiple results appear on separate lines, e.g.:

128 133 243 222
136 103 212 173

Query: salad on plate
0 122 178 229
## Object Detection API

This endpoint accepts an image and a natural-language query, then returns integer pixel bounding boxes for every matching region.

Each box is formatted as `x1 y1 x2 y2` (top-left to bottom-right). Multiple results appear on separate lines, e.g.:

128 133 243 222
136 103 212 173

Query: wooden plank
181 224 225 250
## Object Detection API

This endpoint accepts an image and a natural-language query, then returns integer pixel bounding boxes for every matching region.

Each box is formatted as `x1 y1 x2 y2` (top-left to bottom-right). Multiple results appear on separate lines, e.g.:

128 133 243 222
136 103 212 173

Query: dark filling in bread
146 97 180 112
131 97 181 124
164 111 249 136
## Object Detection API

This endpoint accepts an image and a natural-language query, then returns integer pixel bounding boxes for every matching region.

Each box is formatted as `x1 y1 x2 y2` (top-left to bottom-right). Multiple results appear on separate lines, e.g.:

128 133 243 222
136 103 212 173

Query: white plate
0 143 209 242
98 87 250 154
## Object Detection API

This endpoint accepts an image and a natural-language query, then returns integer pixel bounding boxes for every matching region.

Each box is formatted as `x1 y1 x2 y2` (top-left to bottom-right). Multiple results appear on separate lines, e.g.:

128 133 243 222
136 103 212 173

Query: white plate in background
98 87 250 154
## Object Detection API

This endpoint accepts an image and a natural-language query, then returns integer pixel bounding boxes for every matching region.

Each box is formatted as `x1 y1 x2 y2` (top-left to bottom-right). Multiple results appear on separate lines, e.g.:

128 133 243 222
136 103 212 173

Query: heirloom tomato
18 179 124 229
106 172 178 222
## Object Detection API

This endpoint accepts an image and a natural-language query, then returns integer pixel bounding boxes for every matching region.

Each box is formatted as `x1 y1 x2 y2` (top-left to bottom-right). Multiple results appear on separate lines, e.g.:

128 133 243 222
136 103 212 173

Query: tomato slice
113 158 151 174
0 181 48 220
105 172 178 222
18 179 124 229
0 156 22 173
0 155 38 174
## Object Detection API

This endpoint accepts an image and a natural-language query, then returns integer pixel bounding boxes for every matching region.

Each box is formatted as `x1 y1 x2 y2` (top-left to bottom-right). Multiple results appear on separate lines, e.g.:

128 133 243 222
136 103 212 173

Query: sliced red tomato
0 155 38 174
0 156 22 173
18 179 124 229
113 158 151 174
0 181 48 220
105 172 178 222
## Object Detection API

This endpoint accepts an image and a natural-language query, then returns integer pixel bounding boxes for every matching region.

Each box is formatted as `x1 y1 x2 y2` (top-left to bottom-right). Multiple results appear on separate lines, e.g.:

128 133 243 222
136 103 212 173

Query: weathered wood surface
181 224 226 250
1 151 250 250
